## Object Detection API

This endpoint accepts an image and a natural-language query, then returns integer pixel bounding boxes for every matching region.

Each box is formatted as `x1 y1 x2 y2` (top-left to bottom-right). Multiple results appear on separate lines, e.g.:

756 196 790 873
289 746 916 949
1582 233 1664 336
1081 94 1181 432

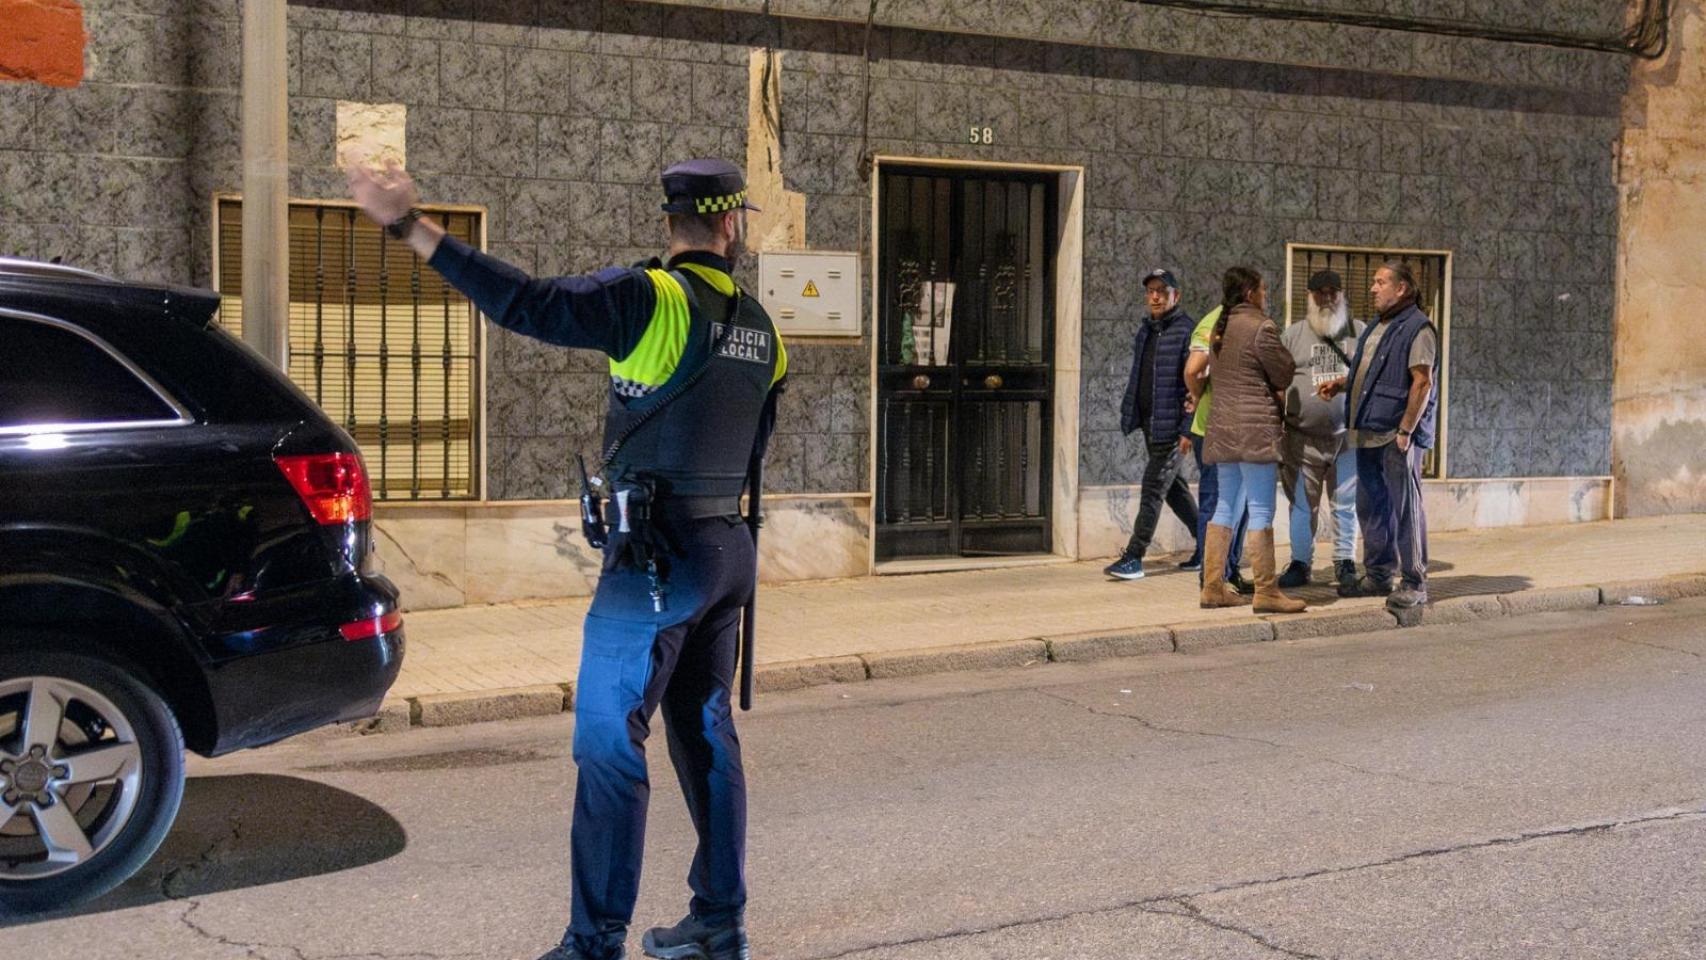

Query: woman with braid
1198 266 1307 614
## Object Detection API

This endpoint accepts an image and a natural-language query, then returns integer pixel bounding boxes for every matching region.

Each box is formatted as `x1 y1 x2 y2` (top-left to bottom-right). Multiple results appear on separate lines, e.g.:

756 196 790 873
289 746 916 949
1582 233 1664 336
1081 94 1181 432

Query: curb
1045 627 1173 662
1497 586 1602 617
311 573 1706 738
1172 619 1274 652
756 655 867 693
415 684 570 728
863 639 1049 679
1598 574 1706 605
1269 606 1399 641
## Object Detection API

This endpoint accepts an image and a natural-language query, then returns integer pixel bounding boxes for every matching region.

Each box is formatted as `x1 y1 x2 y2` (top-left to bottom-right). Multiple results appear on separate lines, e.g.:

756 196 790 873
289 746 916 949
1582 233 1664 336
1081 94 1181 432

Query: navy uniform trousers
569 511 753 955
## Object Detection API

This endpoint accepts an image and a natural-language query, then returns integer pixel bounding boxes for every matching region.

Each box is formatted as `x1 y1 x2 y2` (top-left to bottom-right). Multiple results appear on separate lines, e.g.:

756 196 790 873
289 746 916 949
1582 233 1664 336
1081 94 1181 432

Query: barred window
214 199 483 500
1285 243 1450 479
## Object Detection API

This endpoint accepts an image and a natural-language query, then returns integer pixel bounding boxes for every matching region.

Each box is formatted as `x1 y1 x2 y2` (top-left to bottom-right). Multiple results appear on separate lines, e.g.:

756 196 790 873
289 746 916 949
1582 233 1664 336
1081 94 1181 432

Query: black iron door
876 167 1055 560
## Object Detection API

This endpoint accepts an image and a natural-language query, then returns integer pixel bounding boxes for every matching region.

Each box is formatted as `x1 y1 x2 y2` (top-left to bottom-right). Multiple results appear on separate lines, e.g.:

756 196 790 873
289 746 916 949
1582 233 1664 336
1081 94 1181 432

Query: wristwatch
1397 428 1412 437
385 207 424 240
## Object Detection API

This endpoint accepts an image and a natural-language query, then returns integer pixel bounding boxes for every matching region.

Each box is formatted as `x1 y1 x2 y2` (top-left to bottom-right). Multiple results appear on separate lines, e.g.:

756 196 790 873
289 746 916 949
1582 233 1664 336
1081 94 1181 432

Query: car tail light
340 610 402 642
275 452 372 524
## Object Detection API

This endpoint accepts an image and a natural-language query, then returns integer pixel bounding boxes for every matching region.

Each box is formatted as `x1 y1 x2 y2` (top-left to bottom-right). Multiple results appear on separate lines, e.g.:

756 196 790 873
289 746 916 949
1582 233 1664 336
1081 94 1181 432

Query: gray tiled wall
0 0 1626 496
0 0 221 285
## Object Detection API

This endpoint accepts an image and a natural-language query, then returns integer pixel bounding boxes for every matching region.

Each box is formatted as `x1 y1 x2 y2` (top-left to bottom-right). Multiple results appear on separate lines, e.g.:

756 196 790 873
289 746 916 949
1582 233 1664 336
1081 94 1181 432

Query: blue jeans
1191 432 1246 578
1211 462 1278 531
1287 444 1359 565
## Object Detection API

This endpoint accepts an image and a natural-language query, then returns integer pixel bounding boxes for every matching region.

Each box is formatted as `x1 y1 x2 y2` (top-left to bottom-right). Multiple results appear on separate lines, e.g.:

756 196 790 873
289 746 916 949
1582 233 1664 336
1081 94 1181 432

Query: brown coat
1203 302 1296 465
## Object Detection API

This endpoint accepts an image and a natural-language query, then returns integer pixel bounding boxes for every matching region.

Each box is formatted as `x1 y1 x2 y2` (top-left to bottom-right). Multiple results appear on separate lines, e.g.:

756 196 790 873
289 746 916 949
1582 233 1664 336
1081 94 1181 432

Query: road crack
163 815 309 960
1032 689 1452 787
1140 897 1329 959
1618 637 1704 659
156 812 480 960
1032 689 1289 749
799 803 1706 960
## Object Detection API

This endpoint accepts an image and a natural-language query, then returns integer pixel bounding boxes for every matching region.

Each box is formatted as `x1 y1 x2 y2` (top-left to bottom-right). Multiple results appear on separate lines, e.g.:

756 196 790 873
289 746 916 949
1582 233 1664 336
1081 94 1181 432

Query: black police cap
660 158 762 215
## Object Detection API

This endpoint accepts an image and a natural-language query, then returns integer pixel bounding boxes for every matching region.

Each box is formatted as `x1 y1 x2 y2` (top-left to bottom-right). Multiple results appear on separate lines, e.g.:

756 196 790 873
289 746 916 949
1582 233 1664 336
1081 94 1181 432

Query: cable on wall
759 0 785 170
856 0 880 184
1125 0 1673 59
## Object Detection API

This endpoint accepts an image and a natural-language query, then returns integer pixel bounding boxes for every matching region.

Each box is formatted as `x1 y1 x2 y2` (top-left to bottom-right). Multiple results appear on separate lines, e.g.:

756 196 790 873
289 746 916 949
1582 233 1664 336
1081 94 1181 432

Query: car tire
0 650 185 917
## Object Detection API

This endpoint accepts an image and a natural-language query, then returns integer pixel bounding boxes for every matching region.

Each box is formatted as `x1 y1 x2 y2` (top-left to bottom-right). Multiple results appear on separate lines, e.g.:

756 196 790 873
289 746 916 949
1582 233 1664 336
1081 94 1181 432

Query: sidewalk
392 515 1706 709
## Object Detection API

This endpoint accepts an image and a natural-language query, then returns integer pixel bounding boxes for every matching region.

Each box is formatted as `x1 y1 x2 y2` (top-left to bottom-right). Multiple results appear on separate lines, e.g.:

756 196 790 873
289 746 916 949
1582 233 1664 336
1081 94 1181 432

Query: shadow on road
4 773 405 925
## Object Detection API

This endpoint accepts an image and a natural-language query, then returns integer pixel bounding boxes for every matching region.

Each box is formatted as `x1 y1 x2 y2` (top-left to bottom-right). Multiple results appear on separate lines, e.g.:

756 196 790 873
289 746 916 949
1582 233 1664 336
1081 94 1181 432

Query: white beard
1307 295 1350 340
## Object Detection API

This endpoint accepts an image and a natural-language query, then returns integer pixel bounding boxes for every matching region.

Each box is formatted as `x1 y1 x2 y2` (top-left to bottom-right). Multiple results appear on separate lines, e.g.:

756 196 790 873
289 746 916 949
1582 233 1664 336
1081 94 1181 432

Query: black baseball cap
659 158 762 215
1142 268 1178 290
1307 269 1343 292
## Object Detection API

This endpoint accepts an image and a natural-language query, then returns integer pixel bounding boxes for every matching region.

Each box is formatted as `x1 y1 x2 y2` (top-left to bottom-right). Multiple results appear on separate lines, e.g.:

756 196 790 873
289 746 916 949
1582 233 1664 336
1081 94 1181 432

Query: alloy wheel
0 676 145 880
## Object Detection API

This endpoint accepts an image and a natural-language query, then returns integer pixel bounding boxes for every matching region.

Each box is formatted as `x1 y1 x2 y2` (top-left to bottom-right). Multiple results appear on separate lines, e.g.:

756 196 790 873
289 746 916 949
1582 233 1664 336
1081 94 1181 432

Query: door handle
912 374 931 390
983 374 1004 390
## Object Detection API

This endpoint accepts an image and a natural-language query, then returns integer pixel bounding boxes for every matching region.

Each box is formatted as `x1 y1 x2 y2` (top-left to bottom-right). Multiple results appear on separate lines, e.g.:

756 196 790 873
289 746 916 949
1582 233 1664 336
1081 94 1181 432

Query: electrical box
757 251 861 338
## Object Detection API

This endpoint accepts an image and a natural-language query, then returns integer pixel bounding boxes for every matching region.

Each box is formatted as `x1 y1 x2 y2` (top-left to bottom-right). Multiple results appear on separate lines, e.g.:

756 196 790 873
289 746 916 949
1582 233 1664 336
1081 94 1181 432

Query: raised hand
347 157 418 228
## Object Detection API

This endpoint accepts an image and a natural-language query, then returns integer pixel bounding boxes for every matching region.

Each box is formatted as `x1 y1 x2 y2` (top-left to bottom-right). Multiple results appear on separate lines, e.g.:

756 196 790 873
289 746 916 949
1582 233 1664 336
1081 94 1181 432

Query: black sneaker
642 915 750 960
1334 559 1358 592
1276 560 1311 588
1103 554 1145 580
1339 575 1393 598
1228 570 1255 596
1178 552 1203 572
1387 585 1429 609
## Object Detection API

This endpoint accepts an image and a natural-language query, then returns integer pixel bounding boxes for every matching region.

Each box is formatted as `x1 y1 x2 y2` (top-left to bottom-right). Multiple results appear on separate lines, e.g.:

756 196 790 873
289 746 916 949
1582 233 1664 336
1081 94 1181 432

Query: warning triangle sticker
801 280 820 298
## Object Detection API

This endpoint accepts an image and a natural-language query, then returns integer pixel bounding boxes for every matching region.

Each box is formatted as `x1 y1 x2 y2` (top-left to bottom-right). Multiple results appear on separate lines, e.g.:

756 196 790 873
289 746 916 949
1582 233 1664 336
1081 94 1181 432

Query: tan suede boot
1199 524 1247 608
1251 528 1307 614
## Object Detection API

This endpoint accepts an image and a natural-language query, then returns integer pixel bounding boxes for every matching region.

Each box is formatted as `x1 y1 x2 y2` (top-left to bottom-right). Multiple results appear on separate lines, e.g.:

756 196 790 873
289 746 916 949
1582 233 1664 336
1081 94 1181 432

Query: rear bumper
202 574 406 755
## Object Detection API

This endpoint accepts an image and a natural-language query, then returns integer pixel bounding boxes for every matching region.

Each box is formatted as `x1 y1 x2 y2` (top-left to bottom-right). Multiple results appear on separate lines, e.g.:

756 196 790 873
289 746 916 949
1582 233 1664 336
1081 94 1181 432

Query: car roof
0 257 222 331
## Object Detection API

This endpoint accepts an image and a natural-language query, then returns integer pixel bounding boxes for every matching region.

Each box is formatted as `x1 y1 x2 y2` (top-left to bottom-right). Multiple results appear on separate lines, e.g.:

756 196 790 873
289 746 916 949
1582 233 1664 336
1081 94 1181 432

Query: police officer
350 157 786 960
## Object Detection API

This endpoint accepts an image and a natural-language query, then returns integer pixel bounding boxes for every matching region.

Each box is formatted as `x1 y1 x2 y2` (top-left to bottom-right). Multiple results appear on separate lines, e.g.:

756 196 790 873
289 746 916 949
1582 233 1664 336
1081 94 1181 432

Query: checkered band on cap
661 158 762 214
694 191 748 214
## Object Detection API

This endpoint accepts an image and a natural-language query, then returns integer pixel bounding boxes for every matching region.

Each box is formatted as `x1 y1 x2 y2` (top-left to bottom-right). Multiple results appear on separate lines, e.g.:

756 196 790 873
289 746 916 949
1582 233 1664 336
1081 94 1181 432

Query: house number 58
969 126 994 145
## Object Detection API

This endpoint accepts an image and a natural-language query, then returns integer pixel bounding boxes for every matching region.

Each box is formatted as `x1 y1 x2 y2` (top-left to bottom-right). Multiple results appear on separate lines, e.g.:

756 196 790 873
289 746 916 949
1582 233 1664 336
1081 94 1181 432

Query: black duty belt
603 495 741 526
675 495 743 518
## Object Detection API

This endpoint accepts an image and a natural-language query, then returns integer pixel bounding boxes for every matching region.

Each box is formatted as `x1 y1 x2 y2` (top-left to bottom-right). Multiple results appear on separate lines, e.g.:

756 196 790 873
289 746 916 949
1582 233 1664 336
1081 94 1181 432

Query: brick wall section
0 0 87 88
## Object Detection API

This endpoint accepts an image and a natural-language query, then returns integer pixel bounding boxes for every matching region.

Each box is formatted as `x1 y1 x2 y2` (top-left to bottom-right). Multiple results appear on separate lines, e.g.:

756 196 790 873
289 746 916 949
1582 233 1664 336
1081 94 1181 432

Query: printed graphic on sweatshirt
711 322 773 365
1308 342 1349 385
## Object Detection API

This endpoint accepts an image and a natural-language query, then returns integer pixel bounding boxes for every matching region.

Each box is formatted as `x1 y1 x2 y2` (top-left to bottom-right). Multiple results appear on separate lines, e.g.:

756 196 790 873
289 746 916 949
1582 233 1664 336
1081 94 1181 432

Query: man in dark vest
1106 268 1199 580
350 157 785 960
1318 261 1438 609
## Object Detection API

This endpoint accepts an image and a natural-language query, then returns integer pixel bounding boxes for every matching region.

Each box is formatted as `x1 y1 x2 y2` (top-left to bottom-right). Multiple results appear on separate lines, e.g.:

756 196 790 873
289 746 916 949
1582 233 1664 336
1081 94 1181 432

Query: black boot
642 915 750 960
1334 559 1358 592
1228 569 1256 596
1339 574 1393 598
1276 560 1311 588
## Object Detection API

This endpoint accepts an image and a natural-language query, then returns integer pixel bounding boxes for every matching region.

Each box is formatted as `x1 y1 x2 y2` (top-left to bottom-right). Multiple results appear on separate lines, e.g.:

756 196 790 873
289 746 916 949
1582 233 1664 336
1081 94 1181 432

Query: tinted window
0 316 178 428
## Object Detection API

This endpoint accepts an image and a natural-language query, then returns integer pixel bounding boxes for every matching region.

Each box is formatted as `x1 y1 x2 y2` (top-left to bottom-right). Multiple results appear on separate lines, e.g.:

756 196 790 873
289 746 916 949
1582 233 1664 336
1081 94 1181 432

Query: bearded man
1276 270 1364 590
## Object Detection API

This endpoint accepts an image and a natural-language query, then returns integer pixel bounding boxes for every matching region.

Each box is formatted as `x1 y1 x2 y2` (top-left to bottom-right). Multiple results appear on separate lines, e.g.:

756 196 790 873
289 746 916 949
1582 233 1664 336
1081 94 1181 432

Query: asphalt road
12 599 1706 960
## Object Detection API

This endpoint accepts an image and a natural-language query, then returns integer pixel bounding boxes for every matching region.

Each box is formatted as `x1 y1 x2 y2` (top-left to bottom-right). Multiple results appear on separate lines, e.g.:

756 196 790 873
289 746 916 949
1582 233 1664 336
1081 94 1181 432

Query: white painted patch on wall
336 101 407 170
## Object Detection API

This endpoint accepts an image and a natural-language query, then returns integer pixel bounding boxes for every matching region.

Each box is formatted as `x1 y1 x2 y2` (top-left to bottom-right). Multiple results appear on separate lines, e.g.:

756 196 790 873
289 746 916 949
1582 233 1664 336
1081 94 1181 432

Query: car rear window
0 315 181 429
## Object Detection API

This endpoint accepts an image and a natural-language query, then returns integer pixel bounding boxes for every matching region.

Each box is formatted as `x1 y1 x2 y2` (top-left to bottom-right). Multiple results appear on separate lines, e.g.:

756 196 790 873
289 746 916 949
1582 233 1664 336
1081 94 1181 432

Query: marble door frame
866 156 1086 571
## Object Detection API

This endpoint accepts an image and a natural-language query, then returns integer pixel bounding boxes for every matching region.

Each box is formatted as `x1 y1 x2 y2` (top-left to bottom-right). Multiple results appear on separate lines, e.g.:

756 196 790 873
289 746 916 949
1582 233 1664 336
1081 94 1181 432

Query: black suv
0 259 404 914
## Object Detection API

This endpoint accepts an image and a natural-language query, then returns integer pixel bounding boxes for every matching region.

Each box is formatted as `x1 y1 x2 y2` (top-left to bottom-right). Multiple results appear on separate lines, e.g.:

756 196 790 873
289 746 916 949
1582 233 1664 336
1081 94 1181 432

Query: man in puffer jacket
1106 269 1199 580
